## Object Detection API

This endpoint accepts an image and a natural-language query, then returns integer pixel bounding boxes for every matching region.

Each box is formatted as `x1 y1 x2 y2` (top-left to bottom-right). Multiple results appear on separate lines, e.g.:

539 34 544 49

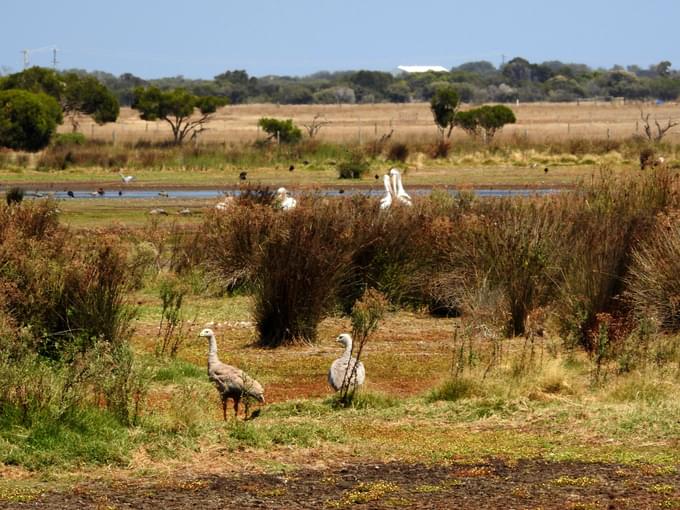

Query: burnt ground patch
3 458 679 509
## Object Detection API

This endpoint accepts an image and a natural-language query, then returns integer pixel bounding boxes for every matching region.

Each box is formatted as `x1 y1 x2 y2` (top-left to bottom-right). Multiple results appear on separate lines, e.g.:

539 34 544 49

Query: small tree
0 89 62 151
430 85 460 139
302 114 330 139
132 87 228 144
338 289 387 405
1 67 119 131
258 117 302 144
640 108 678 142
476 105 516 141
61 73 120 131
156 275 193 358
455 105 516 142
454 110 482 138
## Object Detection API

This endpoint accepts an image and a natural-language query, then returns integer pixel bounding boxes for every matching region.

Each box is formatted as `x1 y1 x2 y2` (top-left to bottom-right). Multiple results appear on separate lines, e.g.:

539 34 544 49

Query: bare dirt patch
5 459 679 509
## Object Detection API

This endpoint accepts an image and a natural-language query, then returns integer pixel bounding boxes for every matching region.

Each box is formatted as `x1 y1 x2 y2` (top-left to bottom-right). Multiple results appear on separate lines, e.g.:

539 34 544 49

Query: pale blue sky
2 0 678 78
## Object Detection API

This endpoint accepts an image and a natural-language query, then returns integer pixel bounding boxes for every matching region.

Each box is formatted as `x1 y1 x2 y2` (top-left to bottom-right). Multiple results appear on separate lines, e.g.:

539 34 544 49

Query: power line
20 46 58 69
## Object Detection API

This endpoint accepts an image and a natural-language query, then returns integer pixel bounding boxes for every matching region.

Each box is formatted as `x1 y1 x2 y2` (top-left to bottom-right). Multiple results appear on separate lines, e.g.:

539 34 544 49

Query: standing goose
389 168 412 206
198 328 265 420
328 333 366 392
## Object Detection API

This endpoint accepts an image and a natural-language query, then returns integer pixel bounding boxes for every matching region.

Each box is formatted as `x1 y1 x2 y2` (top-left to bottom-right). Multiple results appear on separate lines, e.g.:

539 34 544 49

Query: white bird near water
328 333 366 392
276 187 297 210
379 174 393 209
199 328 265 420
379 168 412 209
389 168 412 206
215 196 235 211
119 171 135 184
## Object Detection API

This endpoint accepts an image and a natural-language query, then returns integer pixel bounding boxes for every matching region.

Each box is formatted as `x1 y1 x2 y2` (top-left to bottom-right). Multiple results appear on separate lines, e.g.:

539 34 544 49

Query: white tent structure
397 65 448 73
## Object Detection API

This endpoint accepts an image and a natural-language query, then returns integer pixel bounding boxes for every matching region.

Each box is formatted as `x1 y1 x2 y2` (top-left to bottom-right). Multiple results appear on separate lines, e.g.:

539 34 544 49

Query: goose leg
233 396 240 419
222 398 228 421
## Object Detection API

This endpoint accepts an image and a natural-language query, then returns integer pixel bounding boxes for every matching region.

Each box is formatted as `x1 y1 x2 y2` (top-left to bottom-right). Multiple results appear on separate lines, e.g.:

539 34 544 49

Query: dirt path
5 459 679 509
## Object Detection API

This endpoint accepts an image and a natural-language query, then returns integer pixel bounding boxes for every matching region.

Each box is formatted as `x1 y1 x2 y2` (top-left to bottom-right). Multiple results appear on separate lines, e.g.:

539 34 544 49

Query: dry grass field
70 101 680 146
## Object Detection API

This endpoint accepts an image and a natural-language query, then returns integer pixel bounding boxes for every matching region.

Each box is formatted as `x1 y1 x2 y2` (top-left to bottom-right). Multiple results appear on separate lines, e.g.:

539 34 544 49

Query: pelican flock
380 168 412 209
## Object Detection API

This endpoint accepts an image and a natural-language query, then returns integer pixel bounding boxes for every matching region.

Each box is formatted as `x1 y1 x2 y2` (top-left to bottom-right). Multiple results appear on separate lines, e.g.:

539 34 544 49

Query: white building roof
397 65 449 73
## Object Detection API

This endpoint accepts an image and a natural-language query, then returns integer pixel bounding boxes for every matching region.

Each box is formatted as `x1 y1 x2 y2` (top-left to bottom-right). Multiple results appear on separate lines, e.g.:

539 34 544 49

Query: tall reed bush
252 200 354 346
625 213 680 331
553 167 675 349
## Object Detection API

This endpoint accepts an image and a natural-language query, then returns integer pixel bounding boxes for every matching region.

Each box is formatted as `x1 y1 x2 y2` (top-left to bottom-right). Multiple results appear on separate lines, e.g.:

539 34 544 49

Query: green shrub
257 117 302 144
5 186 24 205
387 142 409 162
337 151 370 179
0 202 136 360
53 132 86 146
428 377 478 402
0 89 62 151
455 105 516 141
156 274 190 358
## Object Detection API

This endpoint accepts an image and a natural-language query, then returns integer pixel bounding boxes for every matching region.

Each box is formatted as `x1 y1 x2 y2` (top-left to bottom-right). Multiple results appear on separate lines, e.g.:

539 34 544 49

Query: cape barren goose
328 333 365 392
198 328 265 420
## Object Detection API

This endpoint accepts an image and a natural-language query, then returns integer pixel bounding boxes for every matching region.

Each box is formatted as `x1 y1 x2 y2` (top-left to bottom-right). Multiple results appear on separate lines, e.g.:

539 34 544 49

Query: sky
2 0 679 79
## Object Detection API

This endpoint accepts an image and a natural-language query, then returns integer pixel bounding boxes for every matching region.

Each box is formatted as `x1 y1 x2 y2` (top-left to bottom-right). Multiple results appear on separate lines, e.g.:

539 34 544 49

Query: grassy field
2 290 680 508
70 101 680 145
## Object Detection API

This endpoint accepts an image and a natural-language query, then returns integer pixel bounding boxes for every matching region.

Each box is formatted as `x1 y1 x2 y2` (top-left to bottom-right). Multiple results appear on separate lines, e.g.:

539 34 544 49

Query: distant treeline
47 58 680 106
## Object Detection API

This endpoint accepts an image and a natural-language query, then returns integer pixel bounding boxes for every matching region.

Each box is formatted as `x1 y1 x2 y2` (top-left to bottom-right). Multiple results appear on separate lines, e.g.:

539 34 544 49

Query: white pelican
276 187 297 210
389 168 412 206
379 174 394 209
119 171 135 184
215 196 235 211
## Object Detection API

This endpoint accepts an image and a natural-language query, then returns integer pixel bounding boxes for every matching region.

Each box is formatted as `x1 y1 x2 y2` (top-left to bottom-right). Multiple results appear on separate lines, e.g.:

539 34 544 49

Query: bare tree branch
302 114 331 139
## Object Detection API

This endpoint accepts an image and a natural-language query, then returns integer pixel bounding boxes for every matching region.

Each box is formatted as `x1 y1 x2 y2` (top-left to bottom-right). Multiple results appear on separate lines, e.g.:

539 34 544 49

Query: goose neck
342 341 353 358
207 334 219 363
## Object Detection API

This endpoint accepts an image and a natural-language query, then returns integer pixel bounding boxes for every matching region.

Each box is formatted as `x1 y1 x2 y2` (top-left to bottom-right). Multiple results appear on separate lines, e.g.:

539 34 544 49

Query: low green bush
337 151 370 179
